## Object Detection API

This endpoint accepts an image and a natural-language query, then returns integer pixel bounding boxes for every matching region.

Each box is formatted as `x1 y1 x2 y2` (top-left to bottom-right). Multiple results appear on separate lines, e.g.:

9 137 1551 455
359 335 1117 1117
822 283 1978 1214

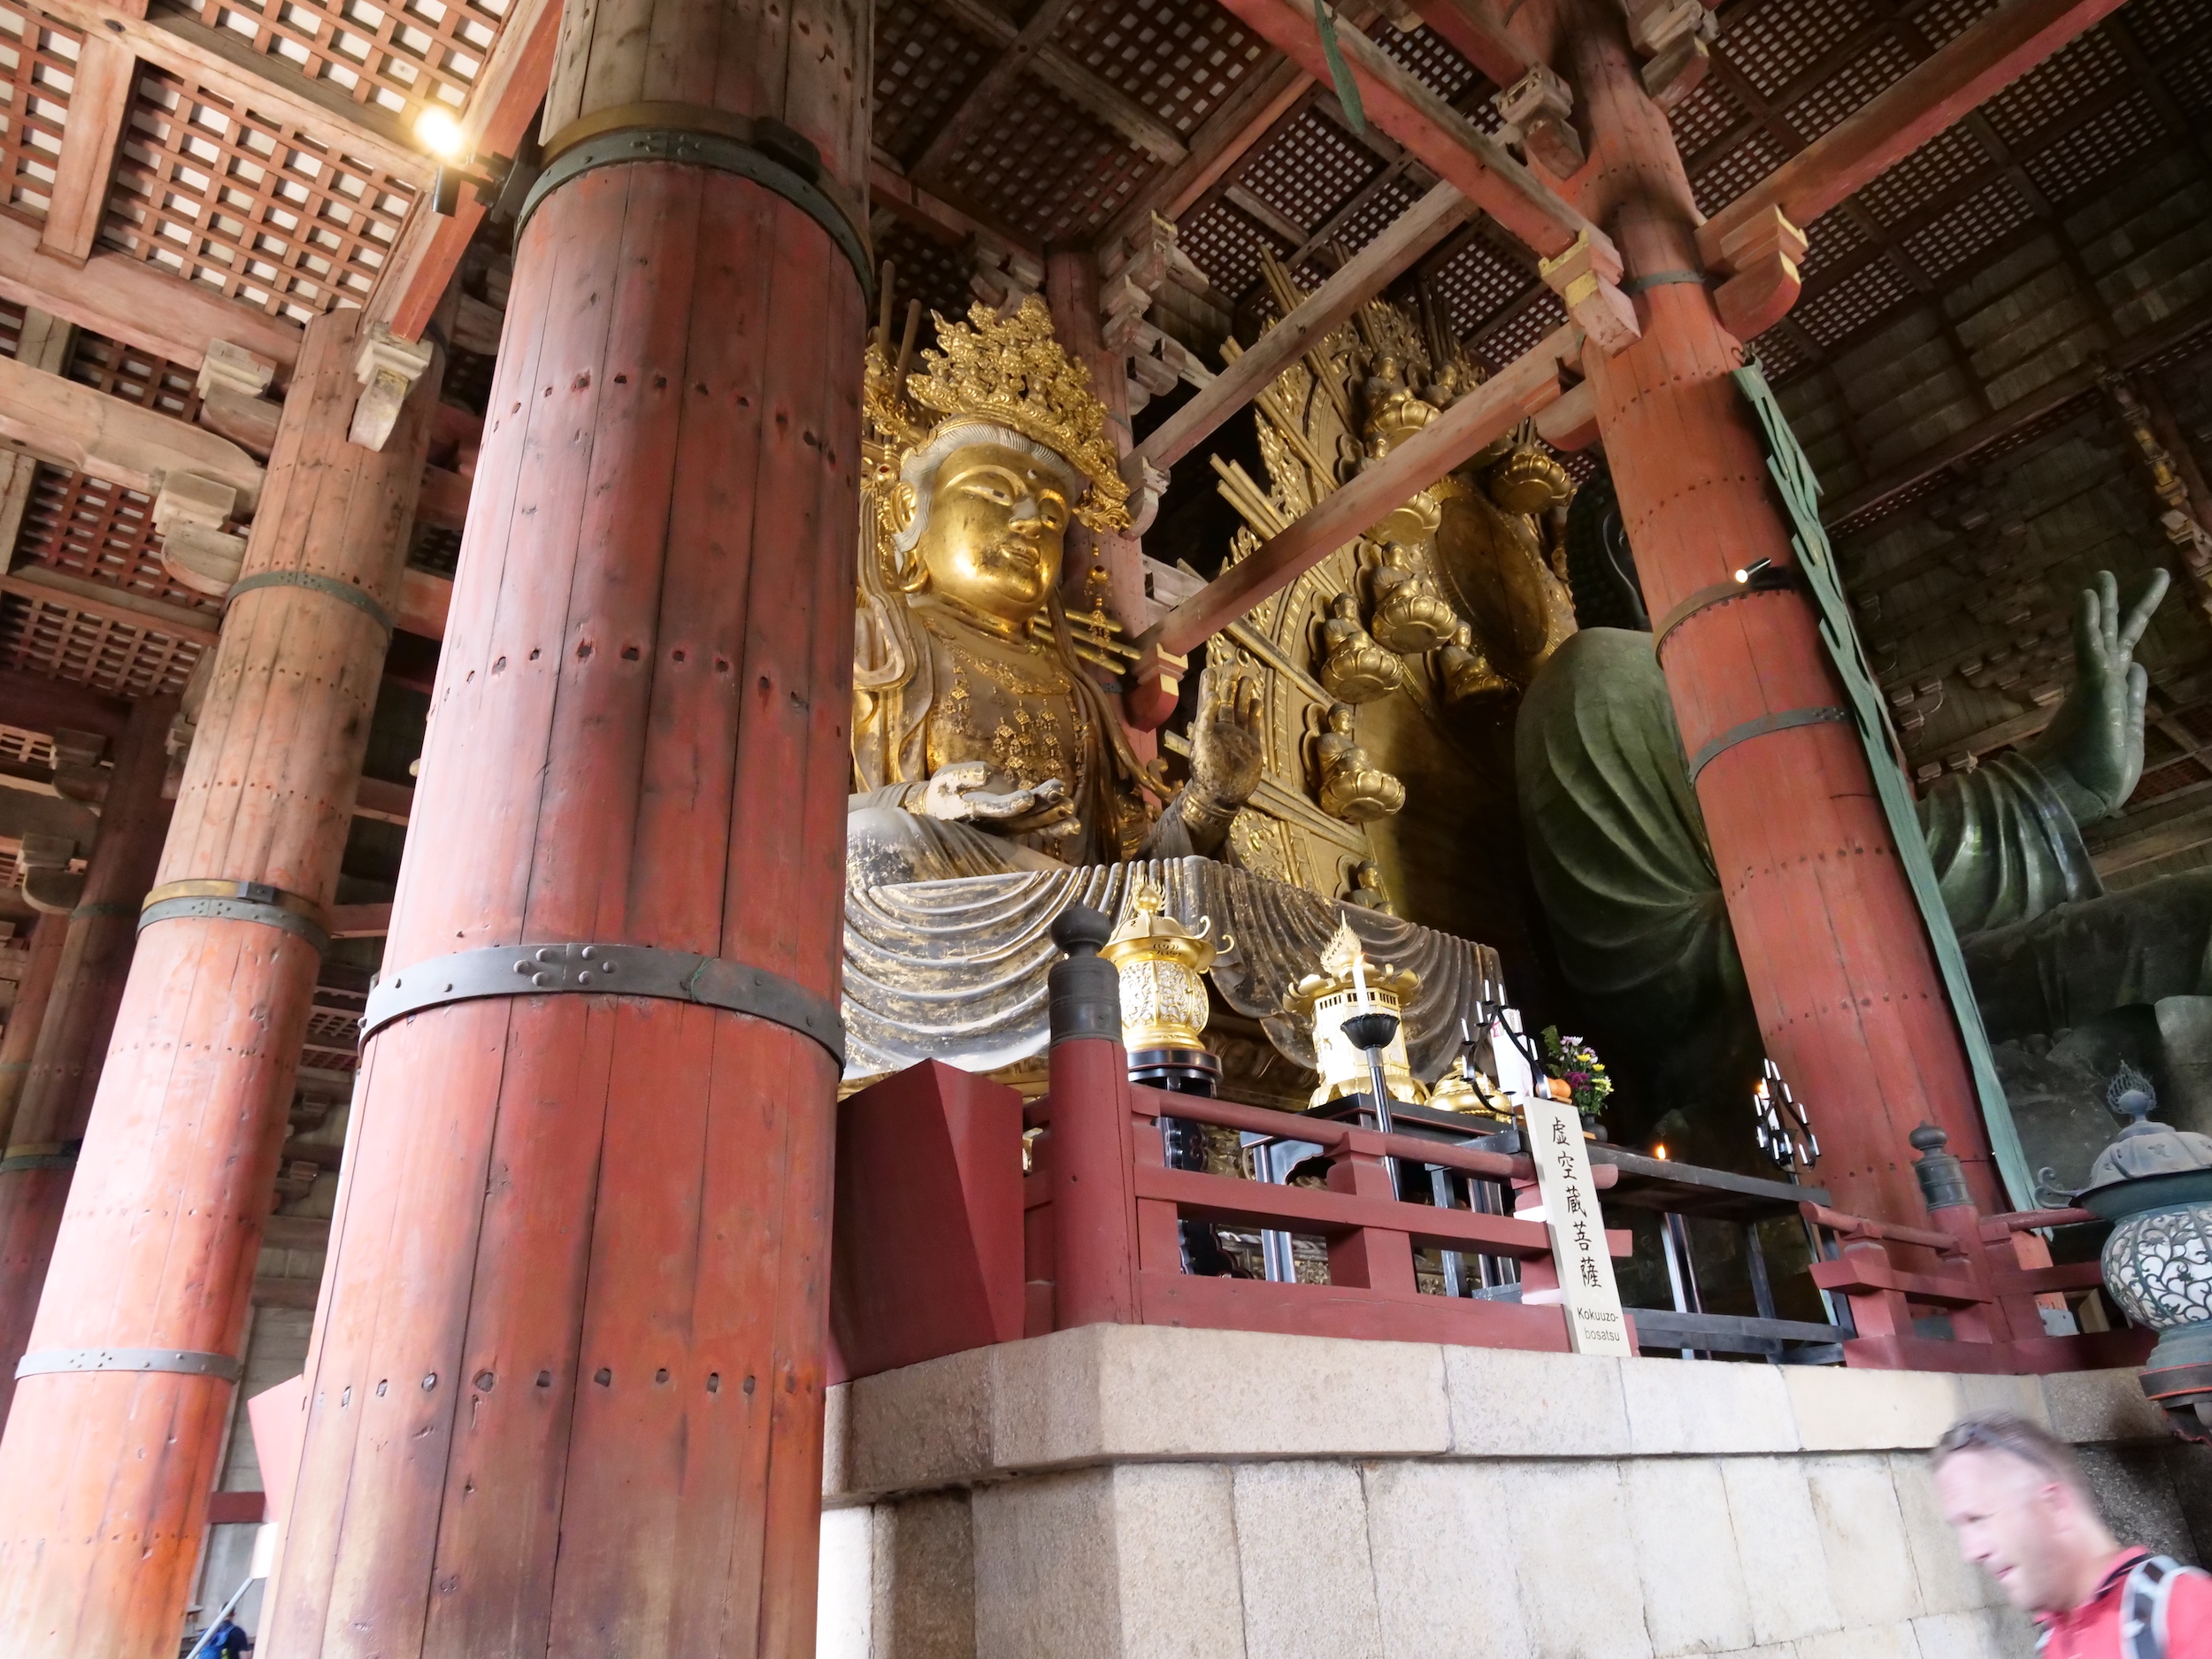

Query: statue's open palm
1186 664 1264 812
2032 568 2169 821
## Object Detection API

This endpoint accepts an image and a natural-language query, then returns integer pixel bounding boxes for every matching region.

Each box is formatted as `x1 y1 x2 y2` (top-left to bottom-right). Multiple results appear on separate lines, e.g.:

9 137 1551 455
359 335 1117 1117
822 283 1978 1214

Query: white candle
1351 949 1369 1005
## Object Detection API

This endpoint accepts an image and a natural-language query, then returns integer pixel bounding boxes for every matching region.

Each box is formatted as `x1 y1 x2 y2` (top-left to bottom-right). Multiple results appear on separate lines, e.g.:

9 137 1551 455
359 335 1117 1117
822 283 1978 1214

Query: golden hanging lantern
1101 876 1220 1056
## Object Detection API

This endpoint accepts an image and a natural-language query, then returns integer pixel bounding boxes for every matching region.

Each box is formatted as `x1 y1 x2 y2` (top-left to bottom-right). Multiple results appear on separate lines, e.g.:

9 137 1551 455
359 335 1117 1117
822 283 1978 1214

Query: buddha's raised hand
1185 664 1265 818
2028 567 2169 824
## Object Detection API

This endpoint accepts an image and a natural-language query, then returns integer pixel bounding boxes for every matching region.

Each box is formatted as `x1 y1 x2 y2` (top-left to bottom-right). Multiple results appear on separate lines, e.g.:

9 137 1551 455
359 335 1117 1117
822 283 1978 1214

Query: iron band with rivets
15 1346 242 1382
227 570 396 637
140 879 331 954
0 1138 80 1173
517 126 873 304
363 941 845 1064
1686 706 1852 783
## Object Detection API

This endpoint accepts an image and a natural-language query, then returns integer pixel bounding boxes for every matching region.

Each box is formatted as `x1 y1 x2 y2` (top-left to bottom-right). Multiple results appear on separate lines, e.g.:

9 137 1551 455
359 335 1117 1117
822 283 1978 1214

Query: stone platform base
818 1325 2211 1659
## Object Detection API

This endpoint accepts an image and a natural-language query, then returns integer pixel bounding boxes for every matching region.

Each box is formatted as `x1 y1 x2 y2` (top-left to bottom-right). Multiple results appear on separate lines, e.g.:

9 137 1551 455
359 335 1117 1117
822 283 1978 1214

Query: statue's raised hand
918 761 1079 840
1185 663 1264 817
2029 568 2169 824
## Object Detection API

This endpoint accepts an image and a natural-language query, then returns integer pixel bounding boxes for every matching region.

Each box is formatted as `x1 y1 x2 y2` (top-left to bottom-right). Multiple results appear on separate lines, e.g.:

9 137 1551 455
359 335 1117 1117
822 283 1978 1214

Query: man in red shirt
1933 1412 2212 1657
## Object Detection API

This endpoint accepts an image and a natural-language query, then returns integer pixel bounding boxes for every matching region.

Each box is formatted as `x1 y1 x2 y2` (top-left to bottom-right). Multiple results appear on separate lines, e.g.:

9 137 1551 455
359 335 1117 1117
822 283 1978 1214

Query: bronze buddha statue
850 298 1261 887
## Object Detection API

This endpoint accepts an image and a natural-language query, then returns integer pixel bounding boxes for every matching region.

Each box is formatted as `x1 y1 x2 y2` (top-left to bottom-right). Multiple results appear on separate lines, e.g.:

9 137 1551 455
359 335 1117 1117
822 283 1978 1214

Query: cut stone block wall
818 1326 2211 1659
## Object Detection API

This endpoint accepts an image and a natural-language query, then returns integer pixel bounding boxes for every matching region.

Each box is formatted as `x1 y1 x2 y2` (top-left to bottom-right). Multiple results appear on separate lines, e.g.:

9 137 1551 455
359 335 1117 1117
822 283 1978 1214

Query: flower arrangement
1540 1026 1613 1119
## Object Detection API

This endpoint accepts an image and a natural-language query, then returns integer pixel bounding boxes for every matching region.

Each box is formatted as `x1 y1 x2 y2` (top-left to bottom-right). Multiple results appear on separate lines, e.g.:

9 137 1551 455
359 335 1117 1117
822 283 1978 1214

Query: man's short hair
1931 1411 2093 1500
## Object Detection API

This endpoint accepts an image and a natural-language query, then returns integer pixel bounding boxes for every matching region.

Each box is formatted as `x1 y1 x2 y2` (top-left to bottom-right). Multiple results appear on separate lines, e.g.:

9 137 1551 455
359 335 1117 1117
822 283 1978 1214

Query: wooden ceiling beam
38 35 135 268
1127 180 1471 479
0 349 264 507
1402 0 1539 90
1137 320 1580 657
1214 0 1597 261
1094 58 1314 254
1698 0 2132 271
0 209 301 374
0 664 132 740
870 156 1044 257
925 0 1188 162
37 0 434 186
367 0 561 342
0 565 220 646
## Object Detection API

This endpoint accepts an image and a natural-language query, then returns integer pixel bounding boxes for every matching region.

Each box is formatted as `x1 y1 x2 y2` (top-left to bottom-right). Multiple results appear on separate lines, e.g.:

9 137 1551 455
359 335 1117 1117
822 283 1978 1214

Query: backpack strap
2122 1555 2212 1659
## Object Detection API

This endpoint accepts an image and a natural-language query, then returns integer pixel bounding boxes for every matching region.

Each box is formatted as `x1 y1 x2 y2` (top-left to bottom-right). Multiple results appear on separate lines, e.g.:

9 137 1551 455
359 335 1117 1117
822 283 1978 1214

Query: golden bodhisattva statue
851 297 1262 886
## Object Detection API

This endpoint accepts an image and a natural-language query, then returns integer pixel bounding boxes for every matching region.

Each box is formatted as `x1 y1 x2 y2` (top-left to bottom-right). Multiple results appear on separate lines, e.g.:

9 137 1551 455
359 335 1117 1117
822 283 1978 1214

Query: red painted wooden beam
1405 0 1541 91
1136 321 1579 660
0 664 131 741
1697 0 2131 271
1214 0 1598 262
370 0 564 342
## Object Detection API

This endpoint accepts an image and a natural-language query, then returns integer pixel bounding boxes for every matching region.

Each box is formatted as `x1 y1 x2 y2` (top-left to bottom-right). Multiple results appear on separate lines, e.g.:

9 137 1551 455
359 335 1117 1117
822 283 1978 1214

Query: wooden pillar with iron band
1556 0 2001 1225
0 306 440 1659
262 2 868 1649
0 690 175 1430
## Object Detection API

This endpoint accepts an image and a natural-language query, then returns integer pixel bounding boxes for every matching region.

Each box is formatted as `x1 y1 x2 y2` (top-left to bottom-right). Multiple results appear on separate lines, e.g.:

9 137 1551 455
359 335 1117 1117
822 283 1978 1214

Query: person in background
1932 1412 2210 1657
188 1612 251 1659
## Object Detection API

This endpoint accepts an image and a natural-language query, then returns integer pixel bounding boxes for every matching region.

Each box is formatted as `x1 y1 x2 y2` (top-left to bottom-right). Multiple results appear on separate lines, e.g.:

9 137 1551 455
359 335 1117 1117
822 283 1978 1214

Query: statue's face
914 441 1071 623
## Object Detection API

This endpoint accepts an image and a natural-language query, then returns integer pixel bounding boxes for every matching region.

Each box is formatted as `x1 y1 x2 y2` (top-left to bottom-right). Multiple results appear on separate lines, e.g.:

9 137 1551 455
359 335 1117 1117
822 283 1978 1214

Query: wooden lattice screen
0 1 79 228
99 65 419 324
66 331 204 422
0 595 204 698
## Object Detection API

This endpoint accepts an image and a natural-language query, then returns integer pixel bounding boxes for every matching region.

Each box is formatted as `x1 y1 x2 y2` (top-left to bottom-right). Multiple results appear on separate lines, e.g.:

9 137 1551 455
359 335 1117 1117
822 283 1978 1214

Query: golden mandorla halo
895 296 1132 533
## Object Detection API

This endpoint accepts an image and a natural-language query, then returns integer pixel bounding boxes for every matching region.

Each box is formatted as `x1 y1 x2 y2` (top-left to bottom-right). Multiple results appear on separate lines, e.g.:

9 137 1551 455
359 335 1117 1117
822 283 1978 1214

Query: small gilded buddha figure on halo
850 296 1263 887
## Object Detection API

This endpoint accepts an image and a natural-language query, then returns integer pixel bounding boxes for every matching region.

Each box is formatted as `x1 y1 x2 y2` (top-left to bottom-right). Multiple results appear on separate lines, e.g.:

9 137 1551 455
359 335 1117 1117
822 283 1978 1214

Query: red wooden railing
829 1030 2149 1383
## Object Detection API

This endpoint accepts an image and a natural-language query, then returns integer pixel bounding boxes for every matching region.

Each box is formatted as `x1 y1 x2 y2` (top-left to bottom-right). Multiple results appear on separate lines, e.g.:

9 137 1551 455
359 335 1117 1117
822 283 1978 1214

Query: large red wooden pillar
260 0 866 1652
1558 0 2000 1221
0 690 175 1428
0 307 438 1659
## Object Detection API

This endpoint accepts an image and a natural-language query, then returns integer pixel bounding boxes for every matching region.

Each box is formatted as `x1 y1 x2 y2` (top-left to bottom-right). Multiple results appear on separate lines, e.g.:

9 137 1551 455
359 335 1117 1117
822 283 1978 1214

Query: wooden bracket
349 325 436 452
1539 229 1639 355
1711 207 1809 342
1491 65 1584 178
1124 639 1188 732
152 473 248 597
1533 378 1599 451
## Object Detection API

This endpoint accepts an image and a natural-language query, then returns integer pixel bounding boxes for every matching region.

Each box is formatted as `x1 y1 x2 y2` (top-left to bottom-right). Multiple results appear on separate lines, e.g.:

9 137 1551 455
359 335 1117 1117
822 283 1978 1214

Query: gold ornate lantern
1285 922 1424 1107
1102 878 1222 1085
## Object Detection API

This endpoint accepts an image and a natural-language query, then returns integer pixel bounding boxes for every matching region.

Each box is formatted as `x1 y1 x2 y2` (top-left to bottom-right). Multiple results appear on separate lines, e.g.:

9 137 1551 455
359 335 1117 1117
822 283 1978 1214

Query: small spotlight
1652 1142 1668 1160
414 106 466 161
1733 556 1774 586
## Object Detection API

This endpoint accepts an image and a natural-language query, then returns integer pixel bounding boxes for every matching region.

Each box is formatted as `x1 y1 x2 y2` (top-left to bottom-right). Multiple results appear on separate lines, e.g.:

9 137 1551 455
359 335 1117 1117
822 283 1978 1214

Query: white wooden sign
1521 1094 1634 1357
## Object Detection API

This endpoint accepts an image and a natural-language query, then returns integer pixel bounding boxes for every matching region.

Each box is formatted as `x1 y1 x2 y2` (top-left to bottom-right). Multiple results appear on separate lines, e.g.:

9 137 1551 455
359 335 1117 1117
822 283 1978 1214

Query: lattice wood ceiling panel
1909 0 2006 49
1175 192 1285 303
1723 0 1875 99
1901 174 2034 281
1980 27 2128 149
0 594 204 698
1240 106 1372 234
67 332 204 421
877 214 972 338
934 74 1154 244
0 3 77 227
2161 38 2212 120
1855 122 1987 229
1692 127 1788 216
0 296 22 357
1328 170 1417 257
1671 73 1747 164
1798 208 1863 279
874 0 995 161
1056 0 1266 142
1793 253 1914 347
1473 285 1565 369
2023 88 2164 204
173 0 510 127
1368 22 1479 102
1790 32 1916 139
100 66 418 324
1429 231 1528 337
